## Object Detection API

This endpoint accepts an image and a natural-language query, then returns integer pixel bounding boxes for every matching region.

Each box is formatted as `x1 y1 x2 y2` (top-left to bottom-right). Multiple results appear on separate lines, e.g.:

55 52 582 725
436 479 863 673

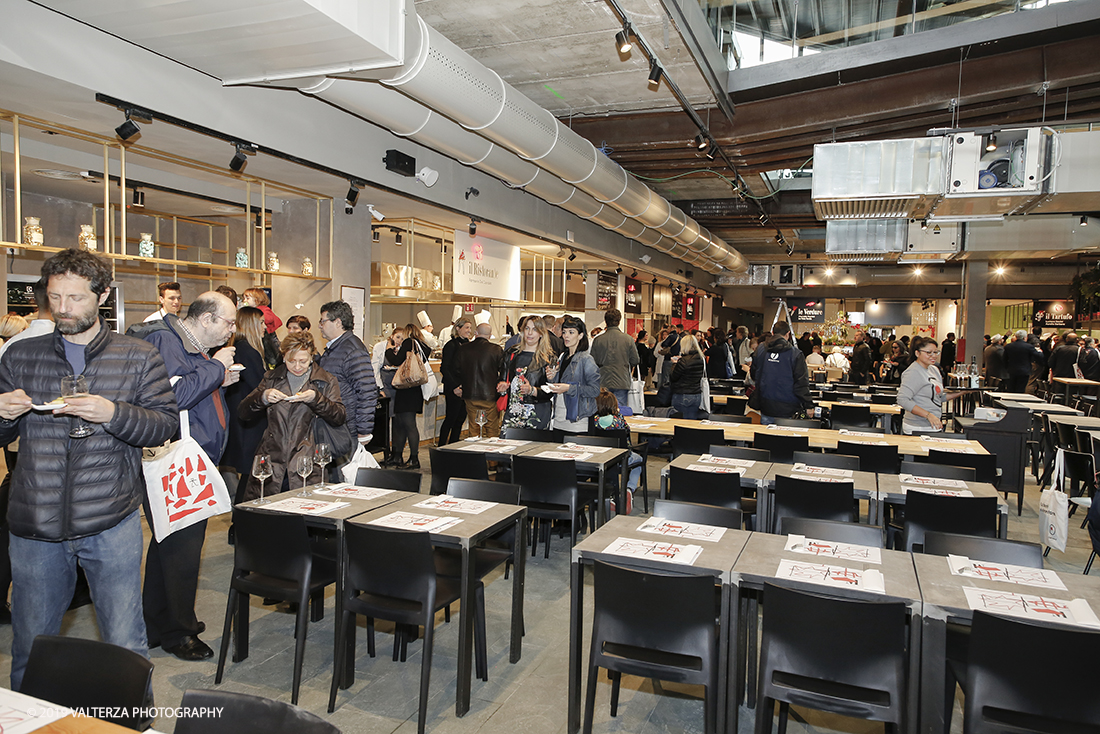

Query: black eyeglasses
919 349 939 356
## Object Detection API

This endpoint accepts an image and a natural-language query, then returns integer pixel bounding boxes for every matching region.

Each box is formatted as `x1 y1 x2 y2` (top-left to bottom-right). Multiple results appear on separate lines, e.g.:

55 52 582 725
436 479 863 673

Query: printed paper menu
791 463 853 478
601 536 703 565
367 512 464 533
899 474 968 489
312 485 395 501
699 454 755 469
414 495 495 515
535 450 594 461
948 555 1066 590
260 497 351 516
686 463 740 474
765 425 809 432
901 486 974 497
962 587 1100 628
784 534 882 564
559 442 612 453
637 516 727 542
774 558 885 593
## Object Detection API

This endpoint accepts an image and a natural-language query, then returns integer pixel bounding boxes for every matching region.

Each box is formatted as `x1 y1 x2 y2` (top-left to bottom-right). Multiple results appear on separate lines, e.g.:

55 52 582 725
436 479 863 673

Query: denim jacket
560 349 601 422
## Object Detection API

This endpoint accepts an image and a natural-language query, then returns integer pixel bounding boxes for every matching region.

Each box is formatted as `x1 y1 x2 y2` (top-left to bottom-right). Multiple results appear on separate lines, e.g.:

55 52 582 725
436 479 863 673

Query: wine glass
252 454 272 504
313 443 331 489
295 454 315 497
476 409 487 438
61 375 94 438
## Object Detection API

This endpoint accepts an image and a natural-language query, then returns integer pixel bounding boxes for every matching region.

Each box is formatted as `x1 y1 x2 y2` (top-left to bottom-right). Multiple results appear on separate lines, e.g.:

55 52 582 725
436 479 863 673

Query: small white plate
31 402 67 411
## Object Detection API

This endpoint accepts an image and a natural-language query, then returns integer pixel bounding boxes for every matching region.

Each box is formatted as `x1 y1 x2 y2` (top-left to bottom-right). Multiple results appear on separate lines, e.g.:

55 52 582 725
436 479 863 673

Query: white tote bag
699 376 712 412
1039 448 1070 552
626 367 645 415
340 443 381 484
142 406 232 543
421 363 440 401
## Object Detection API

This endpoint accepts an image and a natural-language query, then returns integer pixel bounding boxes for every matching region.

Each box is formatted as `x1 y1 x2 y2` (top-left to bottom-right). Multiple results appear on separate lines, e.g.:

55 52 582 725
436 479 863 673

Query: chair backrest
234 508 313 584
1061 450 1097 491
824 366 843 382
870 394 898 404
901 491 998 552
1074 427 1093 454
591 560 718 676
709 444 770 462
773 417 821 428
343 523 436 607
923 450 998 482
964 611 1100 734
722 397 747 416
1054 420 1078 450
752 432 810 464
652 499 743 530
673 426 726 458
428 447 489 495
704 413 751 424
447 477 521 505
175 689 341 734
513 454 579 509
791 450 860 471
899 460 976 482
837 441 899 474
502 426 564 443
21 636 154 731
569 434 621 449
355 467 421 493
668 465 742 510
922 531 1043 568
779 517 884 548
771 474 857 533
759 583 908 724
829 404 874 428
589 419 633 449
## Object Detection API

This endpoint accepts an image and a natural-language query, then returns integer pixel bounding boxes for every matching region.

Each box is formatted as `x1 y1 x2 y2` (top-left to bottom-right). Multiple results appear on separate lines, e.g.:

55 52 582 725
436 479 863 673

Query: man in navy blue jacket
131 291 238 661
318 300 376 458
750 320 814 424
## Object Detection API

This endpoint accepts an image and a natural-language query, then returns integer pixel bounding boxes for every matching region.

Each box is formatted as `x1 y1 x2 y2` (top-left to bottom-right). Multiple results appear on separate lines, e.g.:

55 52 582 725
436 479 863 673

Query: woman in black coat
386 322 430 470
222 307 268 502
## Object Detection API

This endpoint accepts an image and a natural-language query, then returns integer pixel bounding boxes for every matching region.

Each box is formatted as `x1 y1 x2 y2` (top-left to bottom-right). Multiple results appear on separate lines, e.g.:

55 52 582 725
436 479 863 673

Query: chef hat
416 310 432 328
474 309 491 326
451 305 462 322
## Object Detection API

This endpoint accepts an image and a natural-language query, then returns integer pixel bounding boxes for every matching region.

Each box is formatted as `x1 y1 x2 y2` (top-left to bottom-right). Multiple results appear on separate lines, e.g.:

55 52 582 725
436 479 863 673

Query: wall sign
671 290 682 319
683 293 696 320
1033 300 1073 328
596 271 617 310
624 277 641 314
788 298 824 323
452 231 520 301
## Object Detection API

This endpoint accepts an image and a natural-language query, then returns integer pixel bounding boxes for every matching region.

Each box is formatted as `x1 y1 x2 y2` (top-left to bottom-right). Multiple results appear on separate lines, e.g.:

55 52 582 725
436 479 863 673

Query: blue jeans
627 451 643 490
9 510 147 690
760 414 777 425
671 392 701 420
610 389 628 407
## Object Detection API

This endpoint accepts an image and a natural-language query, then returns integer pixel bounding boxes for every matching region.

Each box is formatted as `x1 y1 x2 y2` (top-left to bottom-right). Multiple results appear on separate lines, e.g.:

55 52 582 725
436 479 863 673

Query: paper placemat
785 534 882 564
774 558 885 593
366 511 463 533
948 555 1066 590
414 495 496 515
792 463 853 478
535 450 594 461
686 463 741 474
637 516 727 542
901 486 973 497
699 454 755 468
601 536 703 565
962 587 1100 628
260 497 351 516
899 474 968 489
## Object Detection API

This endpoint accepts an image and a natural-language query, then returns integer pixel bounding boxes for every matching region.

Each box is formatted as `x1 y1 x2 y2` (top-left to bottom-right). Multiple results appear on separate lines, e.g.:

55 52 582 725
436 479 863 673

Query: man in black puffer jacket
0 250 178 690
750 320 815 423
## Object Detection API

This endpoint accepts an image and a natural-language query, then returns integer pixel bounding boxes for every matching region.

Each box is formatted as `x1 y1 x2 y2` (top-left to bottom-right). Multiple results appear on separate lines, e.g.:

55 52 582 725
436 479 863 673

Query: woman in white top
824 345 850 371
896 336 966 434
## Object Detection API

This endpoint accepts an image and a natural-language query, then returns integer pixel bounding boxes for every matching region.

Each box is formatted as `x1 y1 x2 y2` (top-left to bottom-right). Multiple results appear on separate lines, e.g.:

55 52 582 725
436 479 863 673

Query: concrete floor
0 449 1091 734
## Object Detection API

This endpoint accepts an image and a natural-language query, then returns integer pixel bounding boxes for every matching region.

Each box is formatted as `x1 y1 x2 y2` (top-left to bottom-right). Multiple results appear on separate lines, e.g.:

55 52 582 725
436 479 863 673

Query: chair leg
609 670 621 716
215 588 237 684
474 583 488 682
582 660 600 734
366 617 375 658
310 588 325 622
1086 551 1098 575
777 700 791 734
328 609 354 713
291 593 310 705
444 604 450 623
530 519 540 557
416 616 434 734
233 590 250 663
504 559 511 580
544 521 553 559
753 697 773 734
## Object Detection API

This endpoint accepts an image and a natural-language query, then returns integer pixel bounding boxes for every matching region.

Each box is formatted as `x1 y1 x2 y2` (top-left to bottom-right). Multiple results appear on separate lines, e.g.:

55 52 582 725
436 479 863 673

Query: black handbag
309 380 355 462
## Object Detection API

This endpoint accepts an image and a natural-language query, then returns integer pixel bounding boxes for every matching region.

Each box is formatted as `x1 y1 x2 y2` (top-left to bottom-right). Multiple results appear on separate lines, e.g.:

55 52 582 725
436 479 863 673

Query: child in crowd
593 388 642 515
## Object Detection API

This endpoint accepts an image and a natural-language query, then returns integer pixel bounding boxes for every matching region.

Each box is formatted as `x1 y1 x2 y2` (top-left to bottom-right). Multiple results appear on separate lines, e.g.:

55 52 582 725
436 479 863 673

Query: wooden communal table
350 492 527 719
625 415 988 457
440 437 629 529
1047 414 1100 430
728 533 922 734
875 474 1008 537
659 453 773 501
1053 376 1100 404
913 552 1100 734
760 463 880 532
567 514 751 734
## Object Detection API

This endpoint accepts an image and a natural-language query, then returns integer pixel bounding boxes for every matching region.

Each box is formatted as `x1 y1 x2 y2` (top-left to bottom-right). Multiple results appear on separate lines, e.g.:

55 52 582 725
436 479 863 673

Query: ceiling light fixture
652 276 658 284
372 228 379 243
415 166 438 187
229 143 256 173
694 134 708 150
468 218 477 236
823 267 834 277
631 269 638 278
985 134 998 152
647 61 662 89
366 204 384 221
568 249 577 261
1082 215 1090 226
345 186 360 208
615 266 623 274
913 266 923 276
921 219 928 231
114 108 150 142
465 187 479 200
394 231 403 245
615 23 633 54
995 266 1006 276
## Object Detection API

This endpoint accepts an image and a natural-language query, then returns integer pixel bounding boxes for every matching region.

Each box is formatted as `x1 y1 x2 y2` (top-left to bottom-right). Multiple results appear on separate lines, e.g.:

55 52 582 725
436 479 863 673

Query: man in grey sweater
590 308 639 405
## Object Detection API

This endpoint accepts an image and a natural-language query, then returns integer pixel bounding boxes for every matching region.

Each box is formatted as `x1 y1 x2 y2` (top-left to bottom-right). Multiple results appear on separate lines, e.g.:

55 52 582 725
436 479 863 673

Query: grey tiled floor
0 449 1091 733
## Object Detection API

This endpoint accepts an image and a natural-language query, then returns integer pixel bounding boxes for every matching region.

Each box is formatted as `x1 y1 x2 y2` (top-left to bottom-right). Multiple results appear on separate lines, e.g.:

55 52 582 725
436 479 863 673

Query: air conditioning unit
770 265 801 288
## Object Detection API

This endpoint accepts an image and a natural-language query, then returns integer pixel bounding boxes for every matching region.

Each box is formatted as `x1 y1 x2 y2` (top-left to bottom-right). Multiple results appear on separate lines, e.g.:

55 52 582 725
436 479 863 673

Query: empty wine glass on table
295 454 315 497
60 375 94 438
476 409 487 438
252 454 272 504
313 443 331 489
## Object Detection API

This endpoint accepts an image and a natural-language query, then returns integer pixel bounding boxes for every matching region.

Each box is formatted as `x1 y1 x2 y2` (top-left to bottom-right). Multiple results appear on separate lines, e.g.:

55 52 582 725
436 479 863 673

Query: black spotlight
115 118 141 141
131 188 144 208
1082 215 1090 226
651 276 658 284
395 231 403 245
694 134 707 150
372 228 379 243
615 24 633 53
615 266 623 274
568 249 577 261
468 219 477 236
346 186 360 207
631 269 638 278
229 143 256 173
647 62 662 88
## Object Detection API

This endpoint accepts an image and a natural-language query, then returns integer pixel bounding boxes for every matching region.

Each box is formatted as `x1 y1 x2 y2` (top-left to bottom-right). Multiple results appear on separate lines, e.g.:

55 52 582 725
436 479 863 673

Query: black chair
704 413 751 424
328 524 487 733
922 531 1043 567
964 610 1100 734
709 445 771 462
923 449 1000 487
772 417 820 428
587 424 652 513
435 478 521 583
756 583 908 734
1060 450 1096 520
779 517 885 548
572 434 628 520
583 561 720 734
770 474 856 534
21 636 153 731
721 397 748 416
900 491 998 553
355 466 421 493
502 426 564 443
668 465 743 511
673 426 725 459
176 689 340 734
899 460 976 482
791 450 860 471
752 433 810 464
513 454 584 558
838 441 899 474
428 447 489 495
828 404 875 430
870 393 897 404
216 508 337 705
652 499 743 530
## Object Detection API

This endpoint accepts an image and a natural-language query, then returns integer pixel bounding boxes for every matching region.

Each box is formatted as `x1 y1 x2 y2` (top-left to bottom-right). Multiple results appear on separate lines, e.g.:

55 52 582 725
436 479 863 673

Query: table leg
920 615 948 734
456 543 474 717
619 454 628 517
998 506 1008 539
908 608 923 734
660 466 668 500
728 583 743 734
759 482 773 534
568 557 584 734
510 512 526 664
596 466 607 527
718 580 731 734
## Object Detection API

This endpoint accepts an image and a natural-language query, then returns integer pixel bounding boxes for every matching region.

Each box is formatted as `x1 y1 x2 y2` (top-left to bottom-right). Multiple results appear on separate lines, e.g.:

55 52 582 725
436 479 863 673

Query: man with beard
0 249 177 688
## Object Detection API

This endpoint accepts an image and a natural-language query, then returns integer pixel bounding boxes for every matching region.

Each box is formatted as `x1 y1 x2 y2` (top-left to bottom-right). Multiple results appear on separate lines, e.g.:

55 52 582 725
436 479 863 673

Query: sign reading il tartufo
452 230 521 301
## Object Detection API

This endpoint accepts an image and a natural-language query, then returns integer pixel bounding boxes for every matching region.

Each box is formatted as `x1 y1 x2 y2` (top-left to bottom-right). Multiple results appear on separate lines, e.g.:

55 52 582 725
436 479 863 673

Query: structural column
962 261 989 364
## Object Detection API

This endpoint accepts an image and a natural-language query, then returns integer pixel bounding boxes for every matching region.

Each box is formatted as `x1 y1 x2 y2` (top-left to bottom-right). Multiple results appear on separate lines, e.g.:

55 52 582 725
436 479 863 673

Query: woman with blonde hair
499 314 557 430
241 287 282 366
0 313 28 341
669 332 706 419
224 307 269 504
384 322 430 469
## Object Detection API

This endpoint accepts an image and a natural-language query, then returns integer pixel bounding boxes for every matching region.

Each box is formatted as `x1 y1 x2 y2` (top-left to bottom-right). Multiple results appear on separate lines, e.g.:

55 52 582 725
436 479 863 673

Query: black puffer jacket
0 321 178 540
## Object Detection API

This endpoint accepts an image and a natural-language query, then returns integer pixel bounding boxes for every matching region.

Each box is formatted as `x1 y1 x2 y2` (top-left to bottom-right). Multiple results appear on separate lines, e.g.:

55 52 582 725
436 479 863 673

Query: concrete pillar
962 261 989 364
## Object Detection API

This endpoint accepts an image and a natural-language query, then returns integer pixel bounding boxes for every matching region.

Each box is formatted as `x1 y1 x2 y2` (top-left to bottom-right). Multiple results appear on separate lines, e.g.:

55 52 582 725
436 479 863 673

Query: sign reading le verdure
452 231 521 301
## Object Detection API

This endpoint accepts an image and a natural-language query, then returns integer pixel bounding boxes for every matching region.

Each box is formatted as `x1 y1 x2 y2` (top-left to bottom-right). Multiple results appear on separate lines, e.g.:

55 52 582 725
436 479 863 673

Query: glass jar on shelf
23 217 43 246
235 247 249 268
78 224 97 251
301 257 314 277
267 251 280 272
138 233 154 258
